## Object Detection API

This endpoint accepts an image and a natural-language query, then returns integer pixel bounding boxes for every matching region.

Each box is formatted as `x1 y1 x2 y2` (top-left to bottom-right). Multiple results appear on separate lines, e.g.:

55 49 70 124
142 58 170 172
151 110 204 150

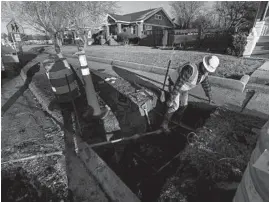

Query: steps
108 38 119 46
252 36 269 58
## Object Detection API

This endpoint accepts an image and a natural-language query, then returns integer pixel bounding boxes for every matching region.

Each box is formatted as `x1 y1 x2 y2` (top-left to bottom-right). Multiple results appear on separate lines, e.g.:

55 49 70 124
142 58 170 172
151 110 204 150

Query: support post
74 51 101 116
106 24 110 40
117 23 122 33
137 22 143 37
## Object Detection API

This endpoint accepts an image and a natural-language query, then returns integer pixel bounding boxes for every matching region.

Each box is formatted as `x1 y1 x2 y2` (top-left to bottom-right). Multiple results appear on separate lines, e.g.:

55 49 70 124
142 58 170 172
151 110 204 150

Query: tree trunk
54 32 62 54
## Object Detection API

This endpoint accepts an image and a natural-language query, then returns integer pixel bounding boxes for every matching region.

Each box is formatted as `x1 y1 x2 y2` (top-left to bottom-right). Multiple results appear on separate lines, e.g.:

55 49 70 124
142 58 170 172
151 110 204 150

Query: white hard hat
203 55 219 73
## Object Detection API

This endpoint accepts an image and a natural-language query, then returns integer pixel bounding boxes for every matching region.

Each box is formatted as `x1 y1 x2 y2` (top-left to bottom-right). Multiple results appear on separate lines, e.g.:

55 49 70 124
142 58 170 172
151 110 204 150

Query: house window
145 25 152 30
155 14 162 20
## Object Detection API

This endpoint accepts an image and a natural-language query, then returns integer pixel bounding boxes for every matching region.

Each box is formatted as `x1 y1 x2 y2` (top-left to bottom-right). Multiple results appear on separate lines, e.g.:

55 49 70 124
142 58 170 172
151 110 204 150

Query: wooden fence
166 28 231 53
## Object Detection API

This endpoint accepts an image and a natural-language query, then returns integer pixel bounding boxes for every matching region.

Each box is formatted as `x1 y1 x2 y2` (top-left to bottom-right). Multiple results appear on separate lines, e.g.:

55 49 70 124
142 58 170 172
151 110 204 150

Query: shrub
116 32 137 44
200 31 230 53
230 32 247 57
129 37 140 44
92 31 103 45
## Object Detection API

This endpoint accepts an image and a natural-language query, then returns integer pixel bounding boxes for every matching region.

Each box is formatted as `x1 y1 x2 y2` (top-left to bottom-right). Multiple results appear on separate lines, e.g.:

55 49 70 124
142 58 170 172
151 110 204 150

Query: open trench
88 69 265 202
92 98 264 202
93 98 215 202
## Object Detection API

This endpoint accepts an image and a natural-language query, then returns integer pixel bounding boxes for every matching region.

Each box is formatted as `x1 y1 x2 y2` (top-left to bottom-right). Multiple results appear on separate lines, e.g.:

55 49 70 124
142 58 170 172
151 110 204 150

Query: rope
186 131 198 144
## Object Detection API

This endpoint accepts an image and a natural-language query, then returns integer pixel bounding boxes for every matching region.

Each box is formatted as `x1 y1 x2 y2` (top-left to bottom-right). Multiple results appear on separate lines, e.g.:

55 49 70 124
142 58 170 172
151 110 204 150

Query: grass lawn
80 45 265 79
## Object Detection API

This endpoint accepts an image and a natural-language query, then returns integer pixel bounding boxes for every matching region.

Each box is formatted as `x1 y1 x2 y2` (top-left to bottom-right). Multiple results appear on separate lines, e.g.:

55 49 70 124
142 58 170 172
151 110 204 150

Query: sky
117 1 172 16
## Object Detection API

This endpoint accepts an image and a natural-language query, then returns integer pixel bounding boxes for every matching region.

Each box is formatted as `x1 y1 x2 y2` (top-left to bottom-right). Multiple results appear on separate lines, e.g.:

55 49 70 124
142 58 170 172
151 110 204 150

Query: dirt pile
158 108 265 202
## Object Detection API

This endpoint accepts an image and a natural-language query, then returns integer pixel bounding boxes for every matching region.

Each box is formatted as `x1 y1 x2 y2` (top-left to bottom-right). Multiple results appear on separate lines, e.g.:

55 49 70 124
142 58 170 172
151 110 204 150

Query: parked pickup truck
1 43 20 77
2 43 19 62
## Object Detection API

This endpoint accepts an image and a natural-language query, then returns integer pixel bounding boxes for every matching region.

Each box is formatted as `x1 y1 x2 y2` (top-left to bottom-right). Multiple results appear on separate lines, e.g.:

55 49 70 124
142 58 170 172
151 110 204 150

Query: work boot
161 111 174 134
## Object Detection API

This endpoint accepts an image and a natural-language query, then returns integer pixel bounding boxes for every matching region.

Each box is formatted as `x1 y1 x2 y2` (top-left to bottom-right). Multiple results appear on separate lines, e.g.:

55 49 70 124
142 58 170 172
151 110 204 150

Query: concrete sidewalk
249 61 269 85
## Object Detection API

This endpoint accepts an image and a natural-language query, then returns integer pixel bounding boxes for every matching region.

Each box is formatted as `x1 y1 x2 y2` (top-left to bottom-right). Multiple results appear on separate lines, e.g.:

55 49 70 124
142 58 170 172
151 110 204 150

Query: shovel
160 46 176 102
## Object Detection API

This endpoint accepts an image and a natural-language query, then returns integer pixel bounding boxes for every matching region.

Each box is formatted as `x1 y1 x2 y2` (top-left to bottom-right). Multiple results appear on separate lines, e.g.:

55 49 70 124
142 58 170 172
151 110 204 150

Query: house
243 1 269 57
104 7 175 46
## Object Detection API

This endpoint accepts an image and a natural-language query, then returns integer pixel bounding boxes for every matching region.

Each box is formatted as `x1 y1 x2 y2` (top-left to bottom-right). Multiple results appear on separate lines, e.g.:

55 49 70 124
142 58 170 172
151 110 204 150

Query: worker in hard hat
162 55 220 133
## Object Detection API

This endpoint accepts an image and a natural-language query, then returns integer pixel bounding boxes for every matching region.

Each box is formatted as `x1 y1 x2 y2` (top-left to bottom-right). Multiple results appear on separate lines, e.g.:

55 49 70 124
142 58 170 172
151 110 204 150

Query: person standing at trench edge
161 55 220 133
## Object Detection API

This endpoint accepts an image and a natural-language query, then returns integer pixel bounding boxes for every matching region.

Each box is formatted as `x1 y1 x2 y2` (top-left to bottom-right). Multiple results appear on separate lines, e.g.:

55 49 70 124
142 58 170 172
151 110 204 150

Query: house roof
109 8 161 22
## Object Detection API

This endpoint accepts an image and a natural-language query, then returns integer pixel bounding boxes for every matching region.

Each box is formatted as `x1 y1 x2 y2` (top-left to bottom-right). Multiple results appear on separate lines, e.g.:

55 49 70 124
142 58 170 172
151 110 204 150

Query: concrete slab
246 83 269 94
250 69 269 84
258 61 269 71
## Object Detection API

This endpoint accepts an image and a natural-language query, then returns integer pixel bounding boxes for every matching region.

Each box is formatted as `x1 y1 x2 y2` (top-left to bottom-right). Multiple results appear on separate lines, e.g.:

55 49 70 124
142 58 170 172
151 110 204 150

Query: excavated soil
95 103 266 202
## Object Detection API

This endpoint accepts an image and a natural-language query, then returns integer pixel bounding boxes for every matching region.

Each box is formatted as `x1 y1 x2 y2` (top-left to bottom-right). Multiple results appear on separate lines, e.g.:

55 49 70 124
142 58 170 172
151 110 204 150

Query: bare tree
63 1 118 50
1 1 119 53
214 1 259 31
170 1 205 28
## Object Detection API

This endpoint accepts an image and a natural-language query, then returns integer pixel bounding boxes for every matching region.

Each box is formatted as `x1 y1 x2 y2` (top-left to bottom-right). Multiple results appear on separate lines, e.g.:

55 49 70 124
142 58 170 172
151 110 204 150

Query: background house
105 7 175 46
244 1 269 57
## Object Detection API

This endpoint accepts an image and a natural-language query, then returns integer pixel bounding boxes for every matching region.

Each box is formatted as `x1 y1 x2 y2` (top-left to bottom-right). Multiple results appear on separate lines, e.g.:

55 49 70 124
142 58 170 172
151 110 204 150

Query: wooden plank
76 135 141 202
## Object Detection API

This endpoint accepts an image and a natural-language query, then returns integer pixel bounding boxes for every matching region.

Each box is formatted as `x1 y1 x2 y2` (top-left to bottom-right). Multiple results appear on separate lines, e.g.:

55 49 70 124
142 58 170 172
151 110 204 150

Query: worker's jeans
167 90 188 113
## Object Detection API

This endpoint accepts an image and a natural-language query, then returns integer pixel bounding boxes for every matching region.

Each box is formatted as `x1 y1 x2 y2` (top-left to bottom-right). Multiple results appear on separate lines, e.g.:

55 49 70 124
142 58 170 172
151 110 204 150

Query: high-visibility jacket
171 62 207 91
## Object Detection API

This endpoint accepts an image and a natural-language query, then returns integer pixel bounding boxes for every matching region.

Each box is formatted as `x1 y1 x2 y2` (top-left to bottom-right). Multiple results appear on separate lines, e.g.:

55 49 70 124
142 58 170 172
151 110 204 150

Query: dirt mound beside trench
158 108 266 202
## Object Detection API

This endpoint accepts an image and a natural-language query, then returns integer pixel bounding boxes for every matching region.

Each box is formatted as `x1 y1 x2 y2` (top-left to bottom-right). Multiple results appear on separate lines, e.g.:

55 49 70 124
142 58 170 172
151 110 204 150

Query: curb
249 61 269 85
246 83 269 94
19 53 141 202
87 56 250 92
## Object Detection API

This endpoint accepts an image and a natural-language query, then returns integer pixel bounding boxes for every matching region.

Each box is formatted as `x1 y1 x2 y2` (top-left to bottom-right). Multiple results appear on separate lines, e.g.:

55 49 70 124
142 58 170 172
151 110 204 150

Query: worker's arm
200 76 212 102
167 65 193 105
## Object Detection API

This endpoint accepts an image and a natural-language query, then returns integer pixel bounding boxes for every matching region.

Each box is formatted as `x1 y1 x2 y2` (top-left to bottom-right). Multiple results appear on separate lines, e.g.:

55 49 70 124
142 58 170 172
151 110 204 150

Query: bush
92 31 104 45
116 32 137 44
129 37 140 44
200 32 230 53
229 32 247 57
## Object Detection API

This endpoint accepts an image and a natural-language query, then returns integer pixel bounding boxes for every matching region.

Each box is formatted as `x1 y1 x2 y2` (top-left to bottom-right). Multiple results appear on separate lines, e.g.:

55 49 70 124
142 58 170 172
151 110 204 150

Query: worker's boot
161 111 174 134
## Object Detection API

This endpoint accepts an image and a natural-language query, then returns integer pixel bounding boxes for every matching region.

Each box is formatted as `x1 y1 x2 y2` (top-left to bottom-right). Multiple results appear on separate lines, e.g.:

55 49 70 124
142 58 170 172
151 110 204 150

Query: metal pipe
88 126 179 148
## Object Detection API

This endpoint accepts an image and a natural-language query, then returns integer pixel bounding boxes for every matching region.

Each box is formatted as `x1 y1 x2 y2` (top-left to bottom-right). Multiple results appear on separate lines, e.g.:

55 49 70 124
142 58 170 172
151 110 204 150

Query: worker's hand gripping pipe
160 45 176 103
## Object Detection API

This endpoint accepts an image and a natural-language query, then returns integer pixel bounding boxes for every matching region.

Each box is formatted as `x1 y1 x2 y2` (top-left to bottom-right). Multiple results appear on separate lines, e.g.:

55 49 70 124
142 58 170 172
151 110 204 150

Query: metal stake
65 74 82 136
